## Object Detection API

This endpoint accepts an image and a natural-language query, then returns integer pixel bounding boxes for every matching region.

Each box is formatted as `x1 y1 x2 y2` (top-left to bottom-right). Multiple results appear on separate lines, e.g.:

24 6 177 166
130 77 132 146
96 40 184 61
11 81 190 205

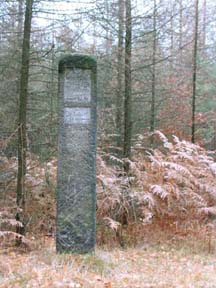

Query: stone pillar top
59 54 97 73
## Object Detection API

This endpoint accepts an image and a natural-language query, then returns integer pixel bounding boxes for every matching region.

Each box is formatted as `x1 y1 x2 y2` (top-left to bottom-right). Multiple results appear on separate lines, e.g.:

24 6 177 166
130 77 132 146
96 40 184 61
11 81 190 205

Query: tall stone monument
56 54 97 253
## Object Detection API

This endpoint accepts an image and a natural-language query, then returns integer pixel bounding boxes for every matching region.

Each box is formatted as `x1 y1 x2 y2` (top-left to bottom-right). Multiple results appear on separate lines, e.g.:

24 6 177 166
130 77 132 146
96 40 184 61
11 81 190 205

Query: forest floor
1 229 216 288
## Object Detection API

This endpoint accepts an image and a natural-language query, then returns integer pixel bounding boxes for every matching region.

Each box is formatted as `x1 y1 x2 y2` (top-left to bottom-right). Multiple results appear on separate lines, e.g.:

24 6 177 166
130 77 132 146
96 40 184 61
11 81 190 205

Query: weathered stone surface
64 108 91 124
56 54 97 253
64 69 91 103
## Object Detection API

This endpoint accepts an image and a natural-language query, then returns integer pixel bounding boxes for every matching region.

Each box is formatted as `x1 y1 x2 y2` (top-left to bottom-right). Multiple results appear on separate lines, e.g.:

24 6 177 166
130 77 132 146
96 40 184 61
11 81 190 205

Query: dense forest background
1 0 216 160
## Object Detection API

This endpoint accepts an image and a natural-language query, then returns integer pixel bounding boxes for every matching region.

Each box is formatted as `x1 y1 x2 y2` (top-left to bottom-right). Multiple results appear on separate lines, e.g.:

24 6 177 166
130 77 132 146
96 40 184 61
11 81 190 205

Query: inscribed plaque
64 69 91 103
64 108 91 124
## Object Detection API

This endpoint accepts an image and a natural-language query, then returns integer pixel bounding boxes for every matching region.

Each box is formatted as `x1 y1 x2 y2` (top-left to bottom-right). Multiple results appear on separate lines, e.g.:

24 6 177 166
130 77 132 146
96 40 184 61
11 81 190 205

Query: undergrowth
96 131 216 245
1 131 216 248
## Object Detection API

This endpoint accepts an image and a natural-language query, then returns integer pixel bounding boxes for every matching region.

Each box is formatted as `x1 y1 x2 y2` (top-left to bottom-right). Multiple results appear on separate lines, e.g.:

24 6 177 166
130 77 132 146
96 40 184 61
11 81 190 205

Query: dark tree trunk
179 0 183 54
150 0 157 133
123 0 132 159
202 0 206 49
191 0 199 143
170 6 174 68
16 0 34 210
116 0 124 150
18 0 23 43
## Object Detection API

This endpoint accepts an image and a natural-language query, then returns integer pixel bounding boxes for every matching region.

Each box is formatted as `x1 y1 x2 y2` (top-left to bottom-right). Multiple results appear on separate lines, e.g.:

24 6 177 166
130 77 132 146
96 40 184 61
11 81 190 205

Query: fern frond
209 163 216 176
109 155 124 164
103 217 121 231
0 219 23 227
185 190 206 208
200 206 216 217
197 155 214 165
172 135 180 144
132 191 155 209
163 183 180 199
162 162 193 178
199 184 216 201
151 185 169 200
171 152 195 164
153 130 173 150
0 231 32 247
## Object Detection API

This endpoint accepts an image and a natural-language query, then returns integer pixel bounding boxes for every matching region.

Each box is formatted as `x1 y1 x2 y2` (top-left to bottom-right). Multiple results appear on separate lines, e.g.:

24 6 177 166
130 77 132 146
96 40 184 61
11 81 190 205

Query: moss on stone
59 54 97 73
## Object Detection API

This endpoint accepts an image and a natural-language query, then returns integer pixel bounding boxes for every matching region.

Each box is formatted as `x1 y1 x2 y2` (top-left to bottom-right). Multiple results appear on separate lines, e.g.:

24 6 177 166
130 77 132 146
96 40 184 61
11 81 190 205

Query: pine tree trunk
191 0 199 143
179 0 183 56
116 0 124 149
16 0 34 210
150 0 157 132
202 0 206 49
170 5 174 69
123 0 132 159
18 0 23 44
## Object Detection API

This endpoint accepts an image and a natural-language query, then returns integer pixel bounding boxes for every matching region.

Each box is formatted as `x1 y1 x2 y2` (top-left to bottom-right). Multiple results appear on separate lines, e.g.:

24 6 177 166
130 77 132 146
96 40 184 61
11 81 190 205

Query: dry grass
1 228 216 288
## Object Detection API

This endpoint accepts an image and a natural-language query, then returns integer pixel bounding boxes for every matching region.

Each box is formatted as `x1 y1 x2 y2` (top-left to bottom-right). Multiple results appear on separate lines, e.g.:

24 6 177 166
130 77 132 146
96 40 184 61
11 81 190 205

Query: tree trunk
191 0 199 143
150 0 157 132
179 0 183 65
16 0 34 210
171 7 174 68
105 0 111 55
202 0 206 49
116 0 124 149
123 0 132 159
179 0 183 52
18 0 23 45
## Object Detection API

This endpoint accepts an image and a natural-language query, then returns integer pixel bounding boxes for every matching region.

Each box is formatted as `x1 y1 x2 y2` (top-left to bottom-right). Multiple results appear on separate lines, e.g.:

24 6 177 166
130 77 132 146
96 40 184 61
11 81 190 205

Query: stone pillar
56 54 97 253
